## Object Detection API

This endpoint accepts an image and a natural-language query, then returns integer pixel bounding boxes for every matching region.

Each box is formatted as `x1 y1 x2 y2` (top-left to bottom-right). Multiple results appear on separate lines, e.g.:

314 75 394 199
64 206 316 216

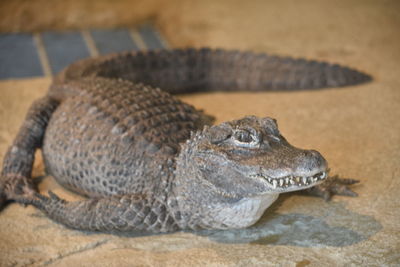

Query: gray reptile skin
0 48 368 233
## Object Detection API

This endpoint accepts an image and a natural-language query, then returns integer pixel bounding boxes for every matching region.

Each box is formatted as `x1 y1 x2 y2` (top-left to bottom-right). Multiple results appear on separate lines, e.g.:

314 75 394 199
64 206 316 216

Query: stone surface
0 0 165 33
1 0 400 266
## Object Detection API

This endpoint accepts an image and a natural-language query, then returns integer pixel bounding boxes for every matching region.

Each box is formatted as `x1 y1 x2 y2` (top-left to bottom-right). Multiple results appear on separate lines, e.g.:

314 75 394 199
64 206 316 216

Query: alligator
0 48 368 232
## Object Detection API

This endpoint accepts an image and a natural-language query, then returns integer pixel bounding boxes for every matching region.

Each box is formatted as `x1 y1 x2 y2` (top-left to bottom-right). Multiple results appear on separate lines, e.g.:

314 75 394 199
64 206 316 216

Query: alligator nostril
294 149 327 173
309 149 320 156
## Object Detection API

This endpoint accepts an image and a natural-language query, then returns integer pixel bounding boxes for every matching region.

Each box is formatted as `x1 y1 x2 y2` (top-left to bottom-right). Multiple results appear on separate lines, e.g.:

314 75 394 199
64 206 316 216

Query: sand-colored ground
0 0 399 266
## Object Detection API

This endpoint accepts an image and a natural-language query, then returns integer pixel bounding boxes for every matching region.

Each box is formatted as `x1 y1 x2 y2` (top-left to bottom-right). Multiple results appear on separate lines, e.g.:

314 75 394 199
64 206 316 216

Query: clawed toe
1 174 36 203
341 179 359 185
330 184 358 197
305 174 360 201
48 191 66 203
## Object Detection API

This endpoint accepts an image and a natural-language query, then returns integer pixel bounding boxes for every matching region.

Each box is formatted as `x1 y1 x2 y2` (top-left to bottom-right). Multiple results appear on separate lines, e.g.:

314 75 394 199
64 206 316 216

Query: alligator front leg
0 96 59 209
9 190 177 233
304 175 359 200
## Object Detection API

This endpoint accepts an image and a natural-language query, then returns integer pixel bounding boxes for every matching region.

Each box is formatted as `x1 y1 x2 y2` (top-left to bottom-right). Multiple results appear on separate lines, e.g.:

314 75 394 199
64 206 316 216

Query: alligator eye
232 129 260 147
234 130 252 143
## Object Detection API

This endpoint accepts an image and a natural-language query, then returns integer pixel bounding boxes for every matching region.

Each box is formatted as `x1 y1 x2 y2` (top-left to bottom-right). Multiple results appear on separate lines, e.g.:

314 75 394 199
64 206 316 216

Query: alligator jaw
250 171 328 192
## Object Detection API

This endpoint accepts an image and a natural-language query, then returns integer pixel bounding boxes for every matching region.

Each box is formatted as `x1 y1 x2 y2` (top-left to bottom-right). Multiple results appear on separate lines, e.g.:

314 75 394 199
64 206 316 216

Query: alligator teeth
251 171 327 189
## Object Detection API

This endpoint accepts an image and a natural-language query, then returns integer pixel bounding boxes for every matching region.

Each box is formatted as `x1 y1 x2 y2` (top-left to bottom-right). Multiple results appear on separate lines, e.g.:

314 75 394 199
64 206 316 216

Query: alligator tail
54 48 372 94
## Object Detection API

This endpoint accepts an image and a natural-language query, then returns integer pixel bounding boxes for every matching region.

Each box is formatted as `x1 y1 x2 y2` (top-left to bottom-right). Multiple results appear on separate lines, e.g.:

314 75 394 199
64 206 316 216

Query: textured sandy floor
0 0 399 266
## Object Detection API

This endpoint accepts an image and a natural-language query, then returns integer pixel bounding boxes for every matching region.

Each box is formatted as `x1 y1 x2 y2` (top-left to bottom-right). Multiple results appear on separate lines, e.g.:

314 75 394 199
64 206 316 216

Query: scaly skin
0 48 365 232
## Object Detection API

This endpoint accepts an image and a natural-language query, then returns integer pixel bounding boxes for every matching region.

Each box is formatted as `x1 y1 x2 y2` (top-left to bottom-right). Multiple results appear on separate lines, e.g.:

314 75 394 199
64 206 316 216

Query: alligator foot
305 175 359 201
0 174 36 209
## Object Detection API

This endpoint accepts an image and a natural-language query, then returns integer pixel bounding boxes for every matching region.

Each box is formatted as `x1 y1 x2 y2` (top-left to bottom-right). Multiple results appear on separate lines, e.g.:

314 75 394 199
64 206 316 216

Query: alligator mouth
250 171 328 190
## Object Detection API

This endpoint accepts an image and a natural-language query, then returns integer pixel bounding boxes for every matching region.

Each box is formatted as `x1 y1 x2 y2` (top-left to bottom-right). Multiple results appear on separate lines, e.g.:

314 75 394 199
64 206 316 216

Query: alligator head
173 116 328 229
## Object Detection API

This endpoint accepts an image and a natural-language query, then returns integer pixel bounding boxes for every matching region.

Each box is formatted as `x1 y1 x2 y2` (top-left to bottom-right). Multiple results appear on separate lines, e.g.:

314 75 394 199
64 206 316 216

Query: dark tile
138 25 167 50
90 29 139 55
41 31 90 75
0 26 168 80
0 34 43 79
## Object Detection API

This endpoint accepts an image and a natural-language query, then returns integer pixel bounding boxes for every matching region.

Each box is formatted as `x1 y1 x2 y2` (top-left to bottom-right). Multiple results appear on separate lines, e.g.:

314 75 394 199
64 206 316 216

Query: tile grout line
81 30 99 57
33 33 52 77
129 29 147 50
152 28 170 49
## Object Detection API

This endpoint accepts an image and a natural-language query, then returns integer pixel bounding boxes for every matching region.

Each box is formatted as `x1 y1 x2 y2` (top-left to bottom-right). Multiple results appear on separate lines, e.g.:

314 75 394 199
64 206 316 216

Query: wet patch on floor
198 201 382 247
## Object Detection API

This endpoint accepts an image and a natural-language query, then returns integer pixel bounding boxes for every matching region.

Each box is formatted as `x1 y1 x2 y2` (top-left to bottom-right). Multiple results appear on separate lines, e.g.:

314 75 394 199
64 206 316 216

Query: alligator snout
293 149 328 176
